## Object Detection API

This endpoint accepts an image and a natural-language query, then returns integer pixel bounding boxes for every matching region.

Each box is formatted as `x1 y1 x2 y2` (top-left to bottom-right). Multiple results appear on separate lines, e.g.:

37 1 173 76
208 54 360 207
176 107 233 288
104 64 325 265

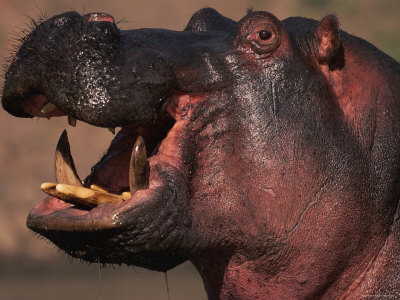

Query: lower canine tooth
68 116 77 127
55 130 83 186
129 136 149 194
41 182 124 207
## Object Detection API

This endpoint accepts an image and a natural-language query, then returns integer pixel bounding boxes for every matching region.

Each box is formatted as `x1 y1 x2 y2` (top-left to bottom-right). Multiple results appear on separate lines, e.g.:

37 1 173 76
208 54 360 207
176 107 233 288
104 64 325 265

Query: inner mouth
22 92 186 229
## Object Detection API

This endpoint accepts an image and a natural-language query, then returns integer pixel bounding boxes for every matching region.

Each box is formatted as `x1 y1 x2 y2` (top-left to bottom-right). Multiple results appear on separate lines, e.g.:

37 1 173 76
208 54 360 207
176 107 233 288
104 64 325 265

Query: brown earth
0 0 398 299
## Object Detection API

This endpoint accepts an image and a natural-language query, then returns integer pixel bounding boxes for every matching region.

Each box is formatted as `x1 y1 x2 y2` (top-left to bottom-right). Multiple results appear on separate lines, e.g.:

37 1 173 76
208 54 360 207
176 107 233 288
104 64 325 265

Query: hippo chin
2 8 400 299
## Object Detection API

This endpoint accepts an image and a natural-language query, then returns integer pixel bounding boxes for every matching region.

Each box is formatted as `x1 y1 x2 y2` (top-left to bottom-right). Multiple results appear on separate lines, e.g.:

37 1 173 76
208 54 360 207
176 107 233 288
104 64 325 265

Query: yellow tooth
41 182 57 190
90 184 107 192
55 130 83 186
40 182 58 196
68 115 77 127
56 184 94 198
121 192 132 201
40 102 58 114
41 182 124 207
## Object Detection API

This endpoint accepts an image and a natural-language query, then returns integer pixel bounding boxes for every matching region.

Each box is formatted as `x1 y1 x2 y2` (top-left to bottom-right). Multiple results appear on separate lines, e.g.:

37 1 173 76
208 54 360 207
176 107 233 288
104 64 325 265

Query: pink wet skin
21 94 66 118
83 13 115 23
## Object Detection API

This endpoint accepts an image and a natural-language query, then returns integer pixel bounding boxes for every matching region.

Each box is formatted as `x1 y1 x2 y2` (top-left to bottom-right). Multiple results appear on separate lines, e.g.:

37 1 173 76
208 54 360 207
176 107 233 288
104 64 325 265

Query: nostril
83 12 115 23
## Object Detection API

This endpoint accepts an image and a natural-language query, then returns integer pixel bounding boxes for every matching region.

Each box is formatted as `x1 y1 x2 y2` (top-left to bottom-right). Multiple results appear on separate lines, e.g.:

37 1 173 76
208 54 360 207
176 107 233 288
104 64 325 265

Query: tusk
41 182 124 207
40 102 58 114
68 115 77 127
55 130 83 186
129 136 149 194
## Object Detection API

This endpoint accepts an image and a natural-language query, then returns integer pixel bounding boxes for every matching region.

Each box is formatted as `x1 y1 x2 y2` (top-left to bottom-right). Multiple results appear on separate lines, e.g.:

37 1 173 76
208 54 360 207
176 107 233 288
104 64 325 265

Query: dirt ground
0 0 399 299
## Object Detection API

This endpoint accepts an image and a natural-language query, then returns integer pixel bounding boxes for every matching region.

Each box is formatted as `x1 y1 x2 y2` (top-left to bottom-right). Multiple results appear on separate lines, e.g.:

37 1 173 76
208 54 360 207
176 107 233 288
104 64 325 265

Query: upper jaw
2 11 176 128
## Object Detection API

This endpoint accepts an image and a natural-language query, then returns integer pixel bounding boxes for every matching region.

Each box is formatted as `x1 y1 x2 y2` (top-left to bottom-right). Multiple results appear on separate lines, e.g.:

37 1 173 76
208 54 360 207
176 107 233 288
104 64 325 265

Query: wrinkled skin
2 8 400 299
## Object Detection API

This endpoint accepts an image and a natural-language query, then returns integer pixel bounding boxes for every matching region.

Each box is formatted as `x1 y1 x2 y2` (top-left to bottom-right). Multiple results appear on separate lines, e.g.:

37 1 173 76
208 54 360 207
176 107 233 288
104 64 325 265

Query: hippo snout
2 11 176 127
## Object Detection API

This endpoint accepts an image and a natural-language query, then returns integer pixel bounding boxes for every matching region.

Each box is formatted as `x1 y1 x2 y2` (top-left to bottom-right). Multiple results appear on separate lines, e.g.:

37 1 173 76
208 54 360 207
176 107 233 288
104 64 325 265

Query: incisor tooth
90 185 107 192
40 102 58 114
68 115 77 127
121 192 132 201
129 136 149 194
41 182 57 190
41 182 124 207
56 184 94 198
55 130 83 186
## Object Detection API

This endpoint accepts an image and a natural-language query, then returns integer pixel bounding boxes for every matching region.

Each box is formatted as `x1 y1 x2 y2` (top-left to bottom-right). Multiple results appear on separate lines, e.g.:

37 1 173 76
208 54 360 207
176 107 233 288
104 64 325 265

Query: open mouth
24 92 190 232
1 10 205 267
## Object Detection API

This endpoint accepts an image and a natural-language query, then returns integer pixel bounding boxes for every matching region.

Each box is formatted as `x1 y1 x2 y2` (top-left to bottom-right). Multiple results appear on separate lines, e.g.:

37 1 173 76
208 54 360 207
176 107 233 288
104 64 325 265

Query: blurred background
0 0 398 299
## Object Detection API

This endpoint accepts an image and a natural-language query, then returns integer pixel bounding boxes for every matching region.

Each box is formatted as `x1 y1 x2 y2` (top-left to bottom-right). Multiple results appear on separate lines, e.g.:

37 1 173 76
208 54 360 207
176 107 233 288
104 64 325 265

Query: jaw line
25 154 192 270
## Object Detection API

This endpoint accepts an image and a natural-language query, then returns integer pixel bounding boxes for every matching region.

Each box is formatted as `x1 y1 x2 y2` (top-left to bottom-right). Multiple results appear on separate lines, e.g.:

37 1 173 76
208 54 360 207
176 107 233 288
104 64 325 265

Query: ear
314 15 340 65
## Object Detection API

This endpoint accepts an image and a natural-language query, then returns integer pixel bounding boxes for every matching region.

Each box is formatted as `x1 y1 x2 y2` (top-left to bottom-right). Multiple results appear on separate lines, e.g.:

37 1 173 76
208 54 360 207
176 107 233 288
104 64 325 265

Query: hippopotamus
2 7 400 299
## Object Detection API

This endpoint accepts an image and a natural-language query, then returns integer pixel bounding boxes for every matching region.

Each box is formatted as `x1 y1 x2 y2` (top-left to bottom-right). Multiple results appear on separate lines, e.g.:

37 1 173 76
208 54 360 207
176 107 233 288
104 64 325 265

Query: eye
245 23 281 55
259 29 272 40
235 17 282 55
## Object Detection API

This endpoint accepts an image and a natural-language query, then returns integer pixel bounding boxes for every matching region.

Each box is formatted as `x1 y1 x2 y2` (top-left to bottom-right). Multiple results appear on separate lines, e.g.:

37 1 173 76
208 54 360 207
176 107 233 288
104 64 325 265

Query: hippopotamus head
3 8 400 298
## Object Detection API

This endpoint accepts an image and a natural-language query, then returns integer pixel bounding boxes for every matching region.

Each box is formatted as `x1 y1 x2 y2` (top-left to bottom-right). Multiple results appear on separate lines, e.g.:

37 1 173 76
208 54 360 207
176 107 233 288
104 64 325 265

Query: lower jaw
26 155 192 271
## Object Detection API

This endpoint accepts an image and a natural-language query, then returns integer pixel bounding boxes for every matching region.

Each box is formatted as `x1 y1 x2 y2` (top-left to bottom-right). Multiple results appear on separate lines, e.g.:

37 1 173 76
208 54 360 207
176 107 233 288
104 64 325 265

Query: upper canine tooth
40 102 58 114
129 135 149 194
68 115 77 127
55 130 83 186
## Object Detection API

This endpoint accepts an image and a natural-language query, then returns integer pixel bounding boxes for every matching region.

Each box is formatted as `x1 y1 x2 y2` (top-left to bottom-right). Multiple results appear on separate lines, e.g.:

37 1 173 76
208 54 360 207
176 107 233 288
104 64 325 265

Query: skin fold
2 8 400 299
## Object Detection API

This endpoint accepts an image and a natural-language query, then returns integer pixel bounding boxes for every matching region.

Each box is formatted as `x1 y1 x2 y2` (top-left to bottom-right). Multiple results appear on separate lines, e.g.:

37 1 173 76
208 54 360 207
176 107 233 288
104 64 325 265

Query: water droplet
164 272 171 300
98 257 102 300
133 265 137 280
